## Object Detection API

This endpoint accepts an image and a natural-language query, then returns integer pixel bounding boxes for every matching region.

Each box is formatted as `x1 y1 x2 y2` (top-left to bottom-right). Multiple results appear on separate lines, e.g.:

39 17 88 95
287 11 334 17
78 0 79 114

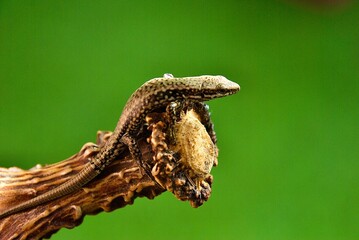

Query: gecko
0 74 240 218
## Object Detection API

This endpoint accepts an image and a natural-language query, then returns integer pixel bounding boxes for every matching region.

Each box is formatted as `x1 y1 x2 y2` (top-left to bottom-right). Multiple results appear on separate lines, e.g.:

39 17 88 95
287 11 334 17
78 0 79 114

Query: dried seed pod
173 109 218 177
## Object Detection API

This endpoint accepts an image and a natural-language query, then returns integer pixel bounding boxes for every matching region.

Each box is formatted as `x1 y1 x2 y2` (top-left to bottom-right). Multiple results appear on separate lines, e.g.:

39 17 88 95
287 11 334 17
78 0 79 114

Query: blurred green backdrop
1 1 358 239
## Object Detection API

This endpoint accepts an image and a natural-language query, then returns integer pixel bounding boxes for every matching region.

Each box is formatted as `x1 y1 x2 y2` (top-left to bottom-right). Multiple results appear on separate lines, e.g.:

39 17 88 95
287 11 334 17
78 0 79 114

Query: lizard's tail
0 163 98 219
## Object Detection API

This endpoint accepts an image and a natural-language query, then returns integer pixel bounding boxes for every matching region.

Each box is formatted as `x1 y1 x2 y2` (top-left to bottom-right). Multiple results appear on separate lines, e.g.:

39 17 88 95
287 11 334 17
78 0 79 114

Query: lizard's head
198 75 240 99
171 75 240 101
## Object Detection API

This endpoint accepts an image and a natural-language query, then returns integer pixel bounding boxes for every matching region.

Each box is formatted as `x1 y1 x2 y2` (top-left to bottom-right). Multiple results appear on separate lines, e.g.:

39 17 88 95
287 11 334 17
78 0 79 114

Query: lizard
0 74 240 218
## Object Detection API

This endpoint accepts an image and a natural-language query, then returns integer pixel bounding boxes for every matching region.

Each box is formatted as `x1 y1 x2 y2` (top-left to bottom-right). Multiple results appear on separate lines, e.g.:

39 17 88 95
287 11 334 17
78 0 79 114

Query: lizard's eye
200 80 211 89
216 83 224 89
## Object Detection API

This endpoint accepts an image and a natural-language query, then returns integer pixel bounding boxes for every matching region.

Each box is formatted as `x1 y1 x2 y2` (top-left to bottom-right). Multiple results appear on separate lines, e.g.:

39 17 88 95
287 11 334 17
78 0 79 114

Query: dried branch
0 106 217 240
0 132 163 239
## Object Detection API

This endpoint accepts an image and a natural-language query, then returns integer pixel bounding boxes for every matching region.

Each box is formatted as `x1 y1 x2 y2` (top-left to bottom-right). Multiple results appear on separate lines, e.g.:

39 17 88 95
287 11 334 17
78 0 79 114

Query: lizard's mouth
200 87 239 100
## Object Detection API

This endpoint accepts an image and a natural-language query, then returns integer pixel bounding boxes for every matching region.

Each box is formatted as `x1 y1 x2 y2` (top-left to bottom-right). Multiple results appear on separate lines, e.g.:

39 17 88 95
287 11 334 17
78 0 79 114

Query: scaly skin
0 74 240 218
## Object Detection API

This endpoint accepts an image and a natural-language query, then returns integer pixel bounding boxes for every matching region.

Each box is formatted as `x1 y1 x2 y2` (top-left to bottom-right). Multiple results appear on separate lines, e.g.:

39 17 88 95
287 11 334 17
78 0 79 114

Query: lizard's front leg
190 102 217 145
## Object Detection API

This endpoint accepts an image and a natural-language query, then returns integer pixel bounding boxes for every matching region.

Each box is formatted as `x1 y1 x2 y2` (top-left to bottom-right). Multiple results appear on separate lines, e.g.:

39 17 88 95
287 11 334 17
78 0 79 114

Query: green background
1 1 358 239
